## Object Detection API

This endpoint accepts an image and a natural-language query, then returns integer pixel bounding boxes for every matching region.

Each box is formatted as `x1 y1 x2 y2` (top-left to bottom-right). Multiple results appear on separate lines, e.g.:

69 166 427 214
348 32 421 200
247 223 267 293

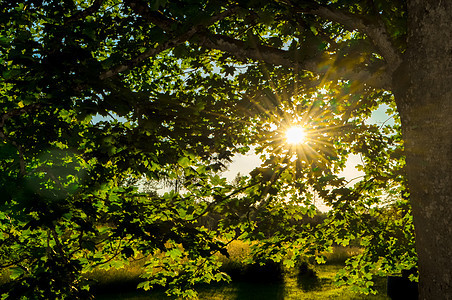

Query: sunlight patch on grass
90 245 389 300
322 246 363 265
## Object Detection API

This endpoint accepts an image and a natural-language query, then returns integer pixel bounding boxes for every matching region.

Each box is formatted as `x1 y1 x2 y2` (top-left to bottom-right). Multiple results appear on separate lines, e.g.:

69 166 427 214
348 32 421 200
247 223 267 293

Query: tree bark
395 1 452 299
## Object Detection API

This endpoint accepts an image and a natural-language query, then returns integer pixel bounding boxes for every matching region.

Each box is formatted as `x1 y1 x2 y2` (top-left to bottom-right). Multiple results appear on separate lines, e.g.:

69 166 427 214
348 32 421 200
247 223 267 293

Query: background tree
0 0 450 299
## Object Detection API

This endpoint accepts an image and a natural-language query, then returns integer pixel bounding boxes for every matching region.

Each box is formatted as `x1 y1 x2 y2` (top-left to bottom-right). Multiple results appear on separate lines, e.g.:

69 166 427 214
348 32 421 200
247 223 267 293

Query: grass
94 263 389 300
92 242 389 299
323 246 363 265
83 257 147 295
0 242 388 299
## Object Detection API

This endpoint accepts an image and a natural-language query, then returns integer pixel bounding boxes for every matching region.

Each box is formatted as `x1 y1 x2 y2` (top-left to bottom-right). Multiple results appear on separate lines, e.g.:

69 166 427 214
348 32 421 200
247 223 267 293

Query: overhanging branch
100 1 393 90
198 33 392 89
309 6 401 69
278 0 402 72
100 2 240 80
99 33 193 80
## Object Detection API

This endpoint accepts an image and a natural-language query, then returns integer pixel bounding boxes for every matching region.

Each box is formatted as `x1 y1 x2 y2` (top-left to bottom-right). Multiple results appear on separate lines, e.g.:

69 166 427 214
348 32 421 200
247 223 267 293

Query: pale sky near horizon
220 104 393 211
94 102 394 209
222 104 393 183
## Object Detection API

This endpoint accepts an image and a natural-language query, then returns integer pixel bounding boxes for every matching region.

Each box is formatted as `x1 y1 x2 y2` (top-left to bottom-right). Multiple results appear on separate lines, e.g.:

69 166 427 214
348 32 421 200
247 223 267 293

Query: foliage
0 0 415 299
92 265 390 300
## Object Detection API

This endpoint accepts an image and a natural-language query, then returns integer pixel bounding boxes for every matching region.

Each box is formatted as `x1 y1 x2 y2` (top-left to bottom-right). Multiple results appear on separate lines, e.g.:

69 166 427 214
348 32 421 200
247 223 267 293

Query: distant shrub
387 268 418 300
217 240 251 281
297 261 319 291
241 260 284 283
217 241 283 283
225 240 251 260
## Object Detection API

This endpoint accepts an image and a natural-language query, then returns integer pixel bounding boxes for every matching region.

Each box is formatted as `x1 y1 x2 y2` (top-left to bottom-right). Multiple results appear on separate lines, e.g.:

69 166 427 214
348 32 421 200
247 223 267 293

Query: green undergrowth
84 257 148 295
0 242 388 299
91 242 389 299
94 263 388 300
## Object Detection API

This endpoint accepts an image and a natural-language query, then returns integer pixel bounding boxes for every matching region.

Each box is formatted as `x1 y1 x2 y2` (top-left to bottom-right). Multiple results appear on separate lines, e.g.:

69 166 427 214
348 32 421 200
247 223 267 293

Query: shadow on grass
221 259 284 283
234 281 285 300
297 262 320 292
209 260 285 299
90 277 146 300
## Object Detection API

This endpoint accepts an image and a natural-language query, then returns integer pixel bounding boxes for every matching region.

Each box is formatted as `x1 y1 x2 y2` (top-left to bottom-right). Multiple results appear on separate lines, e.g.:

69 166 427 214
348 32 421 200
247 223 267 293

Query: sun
285 126 307 145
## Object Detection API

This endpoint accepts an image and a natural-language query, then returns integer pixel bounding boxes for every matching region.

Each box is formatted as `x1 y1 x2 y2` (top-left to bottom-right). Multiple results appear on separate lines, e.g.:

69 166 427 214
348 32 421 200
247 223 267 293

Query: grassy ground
92 243 389 300
0 242 389 299
94 264 389 300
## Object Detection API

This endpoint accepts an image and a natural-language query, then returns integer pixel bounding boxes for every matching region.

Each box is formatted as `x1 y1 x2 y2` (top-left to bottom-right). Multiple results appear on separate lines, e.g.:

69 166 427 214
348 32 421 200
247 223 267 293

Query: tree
0 0 450 299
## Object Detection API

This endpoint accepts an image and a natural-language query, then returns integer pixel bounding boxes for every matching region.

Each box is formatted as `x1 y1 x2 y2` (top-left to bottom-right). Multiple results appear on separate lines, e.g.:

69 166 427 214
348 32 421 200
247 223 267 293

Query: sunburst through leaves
285 126 307 145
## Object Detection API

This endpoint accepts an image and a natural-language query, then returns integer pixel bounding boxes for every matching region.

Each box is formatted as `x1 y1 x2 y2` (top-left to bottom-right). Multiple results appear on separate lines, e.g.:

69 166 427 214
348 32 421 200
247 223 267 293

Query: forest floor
0 243 390 299
91 243 390 300
94 263 389 300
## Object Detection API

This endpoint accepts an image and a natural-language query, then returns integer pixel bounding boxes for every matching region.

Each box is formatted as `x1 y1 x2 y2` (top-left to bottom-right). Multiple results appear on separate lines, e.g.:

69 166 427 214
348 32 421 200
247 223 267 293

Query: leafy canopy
0 0 412 298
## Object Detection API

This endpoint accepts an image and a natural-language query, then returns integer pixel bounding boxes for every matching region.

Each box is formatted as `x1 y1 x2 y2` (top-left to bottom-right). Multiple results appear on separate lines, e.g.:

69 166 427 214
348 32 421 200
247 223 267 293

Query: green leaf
168 248 183 259
315 256 326 264
9 267 25 280
283 259 295 268
2 69 20 80
178 157 190 168
81 240 97 251
137 281 151 290
151 0 168 10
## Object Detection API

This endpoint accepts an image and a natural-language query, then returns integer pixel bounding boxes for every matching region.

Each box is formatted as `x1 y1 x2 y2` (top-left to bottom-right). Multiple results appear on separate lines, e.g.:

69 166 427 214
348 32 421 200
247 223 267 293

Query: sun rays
244 83 344 170
197 60 346 171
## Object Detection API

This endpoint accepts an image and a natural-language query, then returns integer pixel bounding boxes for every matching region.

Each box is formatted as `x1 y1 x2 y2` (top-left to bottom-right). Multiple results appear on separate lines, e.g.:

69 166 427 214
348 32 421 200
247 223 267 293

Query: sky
222 104 393 182
93 102 395 210
220 104 394 211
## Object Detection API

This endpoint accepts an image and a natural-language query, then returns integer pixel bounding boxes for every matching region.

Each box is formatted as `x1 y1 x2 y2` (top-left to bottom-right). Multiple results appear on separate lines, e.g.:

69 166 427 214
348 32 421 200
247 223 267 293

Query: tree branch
0 104 42 128
99 36 191 80
100 4 240 80
312 7 401 68
125 0 174 31
100 1 392 90
279 0 402 72
198 33 392 89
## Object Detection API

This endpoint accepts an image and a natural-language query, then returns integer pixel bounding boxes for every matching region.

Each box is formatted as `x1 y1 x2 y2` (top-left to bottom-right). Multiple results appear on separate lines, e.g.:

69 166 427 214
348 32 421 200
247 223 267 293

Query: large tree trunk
395 1 452 299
